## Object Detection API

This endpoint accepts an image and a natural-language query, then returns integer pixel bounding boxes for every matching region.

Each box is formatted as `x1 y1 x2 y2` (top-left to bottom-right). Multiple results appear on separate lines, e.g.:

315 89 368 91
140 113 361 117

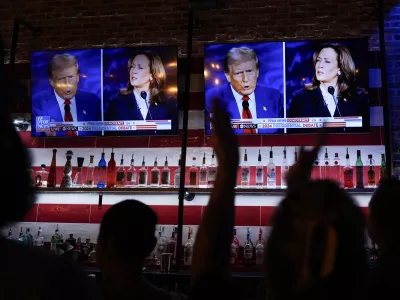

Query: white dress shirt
54 90 78 122
320 85 338 117
134 89 150 120
231 85 258 119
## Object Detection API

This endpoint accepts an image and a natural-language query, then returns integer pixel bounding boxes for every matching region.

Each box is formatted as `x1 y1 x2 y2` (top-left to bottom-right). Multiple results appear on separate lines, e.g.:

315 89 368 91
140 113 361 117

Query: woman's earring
150 77 153 81
337 71 341 76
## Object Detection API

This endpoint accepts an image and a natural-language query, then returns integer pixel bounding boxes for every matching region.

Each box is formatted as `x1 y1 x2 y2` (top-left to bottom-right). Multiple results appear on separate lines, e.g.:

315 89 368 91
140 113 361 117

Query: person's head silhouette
96 199 158 279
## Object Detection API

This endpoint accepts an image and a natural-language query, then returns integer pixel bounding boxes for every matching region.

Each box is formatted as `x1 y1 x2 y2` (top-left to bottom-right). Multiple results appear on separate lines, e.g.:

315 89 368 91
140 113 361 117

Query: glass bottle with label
255 228 265 265
343 148 354 188
367 154 376 188
323 148 330 180
189 157 198 186
97 149 107 188
106 149 117 188
184 227 194 266
267 147 276 189
281 147 289 189
73 157 85 187
47 149 57 188
174 155 181 188
126 155 137 187
150 157 160 186
243 228 253 266
230 229 239 265
207 150 217 187
379 154 386 184
34 227 44 248
24 228 33 248
255 149 263 187
35 164 49 187
356 150 364 188
155 226 167 265
116 154 126 187
161 157 171 187
138 156 148 186
199 153 208 188
241 149 250 186
50 225 62 252
60 150 73 188
332 153 341 186
85 155 95 187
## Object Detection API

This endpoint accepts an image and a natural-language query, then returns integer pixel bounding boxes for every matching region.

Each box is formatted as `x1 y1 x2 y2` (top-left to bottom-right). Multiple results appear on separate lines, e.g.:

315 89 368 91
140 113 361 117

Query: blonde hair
223 46 259 73
48 53 79 78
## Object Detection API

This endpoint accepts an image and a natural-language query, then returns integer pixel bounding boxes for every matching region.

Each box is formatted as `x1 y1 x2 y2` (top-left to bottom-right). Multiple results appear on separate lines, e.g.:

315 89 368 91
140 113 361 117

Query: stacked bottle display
32 147 385 189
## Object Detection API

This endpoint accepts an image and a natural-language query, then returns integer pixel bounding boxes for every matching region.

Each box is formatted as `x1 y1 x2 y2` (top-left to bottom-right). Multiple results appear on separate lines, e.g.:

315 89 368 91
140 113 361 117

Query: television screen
30 46 178 137
204 38 374 135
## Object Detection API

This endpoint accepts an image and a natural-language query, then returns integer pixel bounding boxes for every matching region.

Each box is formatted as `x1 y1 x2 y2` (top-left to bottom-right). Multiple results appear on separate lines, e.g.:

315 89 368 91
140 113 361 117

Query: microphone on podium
140 91 147 100
328 86 335 96
242 100 249 110
328 86 344 131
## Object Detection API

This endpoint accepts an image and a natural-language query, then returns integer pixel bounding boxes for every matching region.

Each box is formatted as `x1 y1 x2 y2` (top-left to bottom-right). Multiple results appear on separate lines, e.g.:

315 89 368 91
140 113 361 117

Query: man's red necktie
64 100 77 136
241 95 255 134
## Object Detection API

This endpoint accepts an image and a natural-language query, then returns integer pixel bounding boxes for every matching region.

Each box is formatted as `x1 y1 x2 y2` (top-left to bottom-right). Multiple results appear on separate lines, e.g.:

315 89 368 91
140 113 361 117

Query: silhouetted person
96 200 186 300
0 73 100 299
367 178 400 299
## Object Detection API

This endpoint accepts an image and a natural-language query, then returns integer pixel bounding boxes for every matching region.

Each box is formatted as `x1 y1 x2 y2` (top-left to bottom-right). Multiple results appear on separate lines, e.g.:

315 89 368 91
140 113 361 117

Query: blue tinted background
285 38 372 111
204 42 284 96
102 46 178 111
30 49 101 102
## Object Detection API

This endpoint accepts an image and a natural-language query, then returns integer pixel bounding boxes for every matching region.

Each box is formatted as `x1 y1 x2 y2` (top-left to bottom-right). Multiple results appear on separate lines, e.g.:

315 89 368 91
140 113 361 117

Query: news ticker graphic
228 116 363 129
35 117 172 132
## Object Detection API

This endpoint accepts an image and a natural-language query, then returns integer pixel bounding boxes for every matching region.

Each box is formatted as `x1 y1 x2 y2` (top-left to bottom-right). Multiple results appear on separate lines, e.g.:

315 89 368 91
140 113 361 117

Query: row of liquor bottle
34 147 386 189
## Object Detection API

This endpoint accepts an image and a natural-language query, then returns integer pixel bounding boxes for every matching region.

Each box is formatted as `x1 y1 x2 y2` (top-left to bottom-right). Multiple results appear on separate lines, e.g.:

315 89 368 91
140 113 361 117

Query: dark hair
0 74 36 227
265 180 366 300
119 51 166 106
47 53 80 79
223 46 259 74
98 199 158 259
369 178 400 245
306 43 358 101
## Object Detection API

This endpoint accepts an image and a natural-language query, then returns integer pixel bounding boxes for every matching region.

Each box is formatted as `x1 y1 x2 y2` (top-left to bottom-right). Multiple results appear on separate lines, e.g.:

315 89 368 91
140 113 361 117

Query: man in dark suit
32 53 101 137
205 46 283 135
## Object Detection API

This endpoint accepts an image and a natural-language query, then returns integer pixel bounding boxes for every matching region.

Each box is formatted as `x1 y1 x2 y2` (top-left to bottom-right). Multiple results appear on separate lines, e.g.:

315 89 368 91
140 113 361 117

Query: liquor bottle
267 147 276 189
207 150 217 187
72 237 83 261
85 155 95 186
155 226 168 265
243 228 254 266
332 153 341 185
97 149 107 188
47 149 58 188
24 228 33 247
189 157 198 186
323 148 330 180
35 164 49 187
230 230 238 264
367 154 376 188
256 149 264 187
88 248 97 264
281 147 289 189
126 155 137 187
312 156 321 180
343 148 354 188
356 150 364 188
199 153 208 188
150 157 160 186
232 228 240 258
241 149 250 186
138 156 148 186
379 154 386 184
34 227 44 247
81 238 92 260
184 227 194 266
50 225 62 252
116 154 126 187
17 227 24 243
255 228 265 265
65 233 77 248
73 157 85 187
106 149 117 188
60 150 73 188
289 147 298 173
174 155 181 188
7 228 12 240
161 156 171 187
167 227 178 263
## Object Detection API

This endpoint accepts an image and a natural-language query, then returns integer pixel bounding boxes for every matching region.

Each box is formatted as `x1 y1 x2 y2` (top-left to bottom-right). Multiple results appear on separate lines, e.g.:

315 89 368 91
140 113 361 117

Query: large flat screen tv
204 38 375 135
30 46 178 137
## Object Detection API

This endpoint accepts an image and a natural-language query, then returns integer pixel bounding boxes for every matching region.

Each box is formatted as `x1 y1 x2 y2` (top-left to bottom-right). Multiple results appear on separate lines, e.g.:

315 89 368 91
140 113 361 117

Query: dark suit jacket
205 83 284 135
32 89 102 137
103 91 178 136
287 86 370 134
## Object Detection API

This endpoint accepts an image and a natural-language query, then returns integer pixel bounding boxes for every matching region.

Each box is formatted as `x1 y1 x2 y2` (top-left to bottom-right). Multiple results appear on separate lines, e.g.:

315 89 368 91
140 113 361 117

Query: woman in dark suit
104 51 178 136
287 43 369 133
